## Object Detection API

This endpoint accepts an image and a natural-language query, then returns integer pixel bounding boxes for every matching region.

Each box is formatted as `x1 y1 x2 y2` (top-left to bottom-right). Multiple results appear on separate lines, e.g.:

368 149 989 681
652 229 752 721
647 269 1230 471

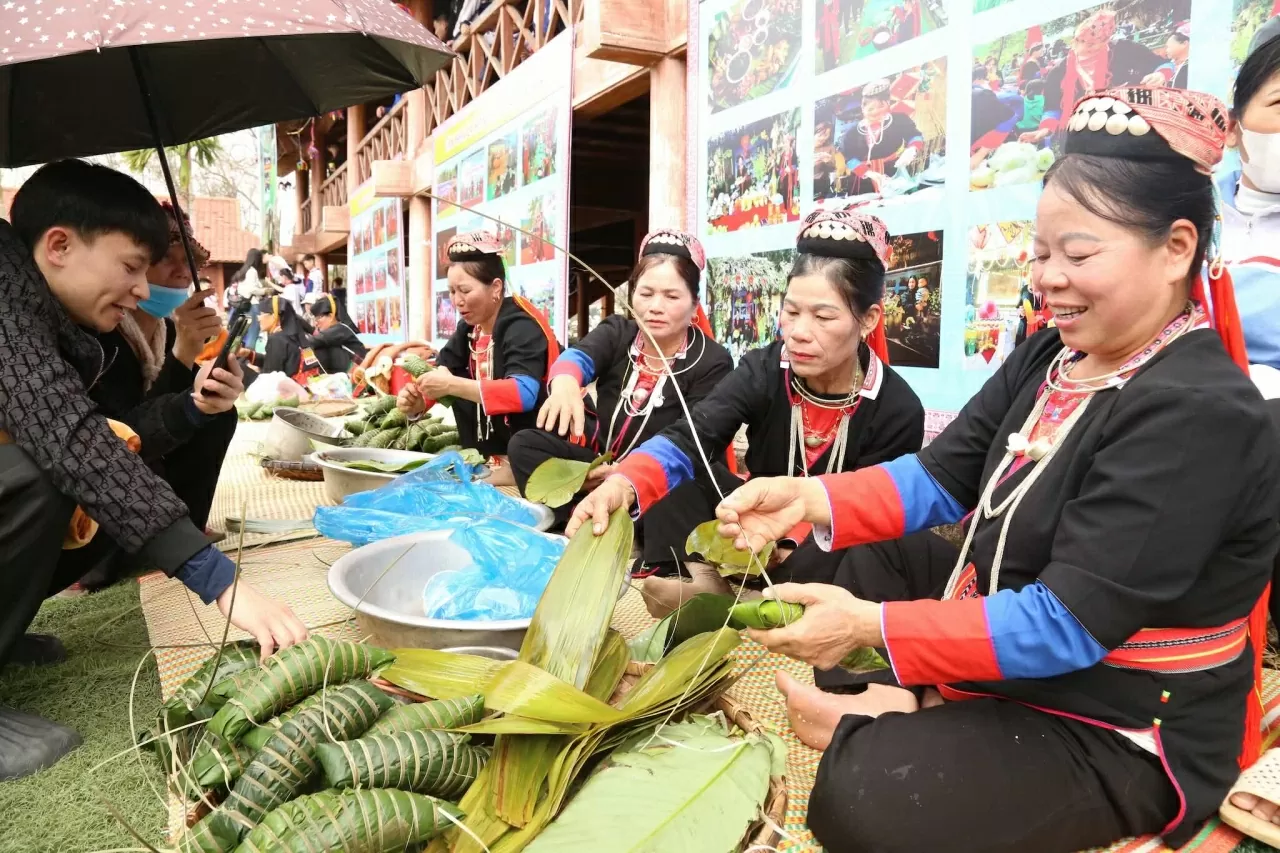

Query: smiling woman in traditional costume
507 230 733 543
679 87 1279 853
570 207 925 615
397 231 558 459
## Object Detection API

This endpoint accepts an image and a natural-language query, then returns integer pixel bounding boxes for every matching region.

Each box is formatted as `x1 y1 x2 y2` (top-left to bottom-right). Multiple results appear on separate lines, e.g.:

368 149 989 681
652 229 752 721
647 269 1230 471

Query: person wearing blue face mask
73 202 245 592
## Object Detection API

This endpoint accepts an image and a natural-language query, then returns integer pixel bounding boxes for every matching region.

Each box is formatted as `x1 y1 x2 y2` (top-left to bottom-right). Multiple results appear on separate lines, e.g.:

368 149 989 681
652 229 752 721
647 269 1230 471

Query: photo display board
431 32 574 342
348 180 407 346
691 0 1266 427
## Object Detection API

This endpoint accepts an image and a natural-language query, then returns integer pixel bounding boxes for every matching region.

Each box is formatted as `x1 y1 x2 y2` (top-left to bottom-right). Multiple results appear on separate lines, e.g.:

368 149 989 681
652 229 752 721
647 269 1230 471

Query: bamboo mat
207 421 330 550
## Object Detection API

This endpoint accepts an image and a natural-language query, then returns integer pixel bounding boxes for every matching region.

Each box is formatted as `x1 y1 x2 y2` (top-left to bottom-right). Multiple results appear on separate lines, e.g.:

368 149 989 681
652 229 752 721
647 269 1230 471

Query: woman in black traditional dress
659 88 1275 853
507 230 733 541
570 207 925 615
239 295 322 387
303 293 368 374
397 231 558 460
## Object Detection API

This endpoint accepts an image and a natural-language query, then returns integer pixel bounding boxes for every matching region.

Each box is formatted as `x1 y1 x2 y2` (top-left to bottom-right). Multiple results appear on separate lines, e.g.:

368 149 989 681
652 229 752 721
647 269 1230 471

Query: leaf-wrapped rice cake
317 729 490 800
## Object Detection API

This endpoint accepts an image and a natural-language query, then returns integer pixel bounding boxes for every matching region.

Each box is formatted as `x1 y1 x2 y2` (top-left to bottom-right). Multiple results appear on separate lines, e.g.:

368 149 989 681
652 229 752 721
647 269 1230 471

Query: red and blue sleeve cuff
549 349 595 386
815 455 964 551
615 436 694 513
480 374 540 415
882 582 1106 686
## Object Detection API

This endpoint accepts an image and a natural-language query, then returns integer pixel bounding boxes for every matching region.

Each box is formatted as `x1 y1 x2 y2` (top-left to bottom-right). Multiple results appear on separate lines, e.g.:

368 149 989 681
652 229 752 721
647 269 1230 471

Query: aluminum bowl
262 407 351 462
328 529 537 651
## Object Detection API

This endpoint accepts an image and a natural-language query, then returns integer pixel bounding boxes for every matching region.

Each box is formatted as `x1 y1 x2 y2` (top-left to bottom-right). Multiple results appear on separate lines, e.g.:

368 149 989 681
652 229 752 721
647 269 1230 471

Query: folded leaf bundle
630 594 737 663
524 454 611 508
240 691 329 753
318 729 490 800
181 736 257 798
369 694 485 735
208 638 395 742
684 520 775 576
186 681 393 850
234 788 463 853
729 599 888 670
165 641 260 723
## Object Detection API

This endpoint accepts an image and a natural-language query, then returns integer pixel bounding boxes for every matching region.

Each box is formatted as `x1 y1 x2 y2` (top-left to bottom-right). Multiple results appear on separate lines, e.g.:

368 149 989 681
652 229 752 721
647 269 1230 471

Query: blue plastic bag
314 451 538 546
421 518 565 621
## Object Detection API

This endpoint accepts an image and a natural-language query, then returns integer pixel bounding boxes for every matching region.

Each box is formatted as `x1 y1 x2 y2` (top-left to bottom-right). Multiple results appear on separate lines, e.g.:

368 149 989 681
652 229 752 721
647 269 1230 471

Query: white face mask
1240 128 1280 193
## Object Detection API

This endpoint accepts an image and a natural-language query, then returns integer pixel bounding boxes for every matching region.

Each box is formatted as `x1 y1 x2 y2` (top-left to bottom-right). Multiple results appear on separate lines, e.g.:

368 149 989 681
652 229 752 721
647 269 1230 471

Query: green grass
0 581 167 853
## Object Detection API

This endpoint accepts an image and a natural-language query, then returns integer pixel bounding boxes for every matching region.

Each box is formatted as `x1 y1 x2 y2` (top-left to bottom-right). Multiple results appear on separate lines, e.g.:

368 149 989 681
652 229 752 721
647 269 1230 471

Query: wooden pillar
409 194 432 341
576 272 590 338
347 104 366 196
294 167 307 241
648 55 686 230
309 147 324 234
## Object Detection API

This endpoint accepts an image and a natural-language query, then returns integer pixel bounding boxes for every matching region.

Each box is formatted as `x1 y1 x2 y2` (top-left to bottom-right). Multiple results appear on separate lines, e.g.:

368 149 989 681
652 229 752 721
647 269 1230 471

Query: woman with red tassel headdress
568 209 925 620
617 87 1275 853
508 230 733 558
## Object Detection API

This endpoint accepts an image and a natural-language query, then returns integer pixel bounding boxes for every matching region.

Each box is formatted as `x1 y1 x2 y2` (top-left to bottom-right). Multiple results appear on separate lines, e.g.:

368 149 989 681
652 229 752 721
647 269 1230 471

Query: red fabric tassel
1204 265 1267 768
694 304 714 337
512 294 561 377
867 308 890 365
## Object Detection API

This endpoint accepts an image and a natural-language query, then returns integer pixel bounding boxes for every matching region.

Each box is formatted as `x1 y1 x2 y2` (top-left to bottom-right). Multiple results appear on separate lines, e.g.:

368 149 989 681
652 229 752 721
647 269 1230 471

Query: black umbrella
0 0 452 285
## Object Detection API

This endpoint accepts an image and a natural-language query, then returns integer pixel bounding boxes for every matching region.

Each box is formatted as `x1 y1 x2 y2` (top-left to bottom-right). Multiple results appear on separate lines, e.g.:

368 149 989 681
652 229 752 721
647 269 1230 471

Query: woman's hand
416 366 455 400
1017 129 1051 145
746 583 880 671
582 462 615 492
397 381 426 417
537 374 585 438
216 580 310 661
191 356 245 415
715 477 830 553
565 474 636 537
173 291 224 365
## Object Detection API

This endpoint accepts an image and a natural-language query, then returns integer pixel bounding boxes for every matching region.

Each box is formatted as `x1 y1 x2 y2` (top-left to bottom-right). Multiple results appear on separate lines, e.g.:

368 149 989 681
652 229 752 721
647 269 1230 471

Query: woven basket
259 458 324 481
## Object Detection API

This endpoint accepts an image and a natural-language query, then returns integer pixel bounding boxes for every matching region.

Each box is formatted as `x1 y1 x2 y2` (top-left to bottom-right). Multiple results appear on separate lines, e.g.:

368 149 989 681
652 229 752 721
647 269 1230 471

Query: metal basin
328 529 535 651
262 408 350 462
310 448 555 532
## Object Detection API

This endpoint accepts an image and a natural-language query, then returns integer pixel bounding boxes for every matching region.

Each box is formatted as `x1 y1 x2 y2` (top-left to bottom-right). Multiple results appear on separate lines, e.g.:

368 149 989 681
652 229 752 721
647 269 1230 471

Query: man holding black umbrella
0 159 308 780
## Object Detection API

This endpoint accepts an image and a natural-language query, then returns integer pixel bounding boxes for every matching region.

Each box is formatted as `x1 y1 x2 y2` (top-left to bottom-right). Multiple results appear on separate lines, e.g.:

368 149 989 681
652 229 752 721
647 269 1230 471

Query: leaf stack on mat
344 395 468 454
157 637 484 853
373 509 783 853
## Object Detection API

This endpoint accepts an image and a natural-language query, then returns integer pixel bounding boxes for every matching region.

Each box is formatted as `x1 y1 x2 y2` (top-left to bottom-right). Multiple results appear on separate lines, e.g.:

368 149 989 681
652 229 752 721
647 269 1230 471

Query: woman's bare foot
641 562 732 618
1230 792 1280 825
776 670 919 751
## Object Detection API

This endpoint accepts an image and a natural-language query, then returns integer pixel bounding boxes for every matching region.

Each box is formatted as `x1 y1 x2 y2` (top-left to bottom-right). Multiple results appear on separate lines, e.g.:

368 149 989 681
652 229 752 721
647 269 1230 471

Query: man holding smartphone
0 160 307 781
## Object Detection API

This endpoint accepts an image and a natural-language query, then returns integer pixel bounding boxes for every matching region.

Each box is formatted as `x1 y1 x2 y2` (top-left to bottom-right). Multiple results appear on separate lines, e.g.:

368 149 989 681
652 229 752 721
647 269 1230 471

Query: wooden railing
300 200 313 234
423 0 581 137
321 163 349 207
354 100 409 186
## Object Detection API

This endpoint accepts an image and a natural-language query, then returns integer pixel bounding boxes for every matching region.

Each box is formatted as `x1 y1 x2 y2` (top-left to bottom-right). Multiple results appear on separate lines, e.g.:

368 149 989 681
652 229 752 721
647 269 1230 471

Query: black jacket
436 296 555 456
0 220 207 573
304 323 367 373
94 320 206 464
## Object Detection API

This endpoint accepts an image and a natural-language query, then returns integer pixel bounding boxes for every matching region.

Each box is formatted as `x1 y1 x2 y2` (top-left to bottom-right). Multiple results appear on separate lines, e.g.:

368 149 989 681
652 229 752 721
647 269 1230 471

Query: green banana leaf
524 454 611 508
333 458 431 474
381 648 504 700
369 694 485 735
628 594 737 663
524 721 780 853
684 520 775 576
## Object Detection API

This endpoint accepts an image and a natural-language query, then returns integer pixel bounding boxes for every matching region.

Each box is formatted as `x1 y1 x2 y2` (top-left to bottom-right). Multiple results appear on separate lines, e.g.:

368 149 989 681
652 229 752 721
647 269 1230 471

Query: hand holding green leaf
526 454 612 508
684 519 775 576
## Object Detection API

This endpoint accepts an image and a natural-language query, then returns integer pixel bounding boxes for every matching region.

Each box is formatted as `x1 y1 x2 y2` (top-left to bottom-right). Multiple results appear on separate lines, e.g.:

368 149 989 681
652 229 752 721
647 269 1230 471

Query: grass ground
0 581 166 853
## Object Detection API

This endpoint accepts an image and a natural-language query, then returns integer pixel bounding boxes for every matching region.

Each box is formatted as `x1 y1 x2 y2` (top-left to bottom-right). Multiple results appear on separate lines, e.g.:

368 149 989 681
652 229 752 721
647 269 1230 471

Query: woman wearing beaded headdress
397 231 559 459
671 88 1275 853
570 206 925 615
507 230 733 550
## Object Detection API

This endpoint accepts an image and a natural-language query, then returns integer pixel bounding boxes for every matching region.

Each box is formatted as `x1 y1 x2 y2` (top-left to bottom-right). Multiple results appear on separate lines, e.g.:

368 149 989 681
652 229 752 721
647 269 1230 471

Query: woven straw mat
208 420 329 550
613 588 1280 853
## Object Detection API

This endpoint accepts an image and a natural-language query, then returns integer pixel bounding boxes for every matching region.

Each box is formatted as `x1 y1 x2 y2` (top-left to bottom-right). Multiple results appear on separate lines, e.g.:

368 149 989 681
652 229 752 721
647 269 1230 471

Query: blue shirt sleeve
984 582 1108 679
512 374 540 412
176 544 237 605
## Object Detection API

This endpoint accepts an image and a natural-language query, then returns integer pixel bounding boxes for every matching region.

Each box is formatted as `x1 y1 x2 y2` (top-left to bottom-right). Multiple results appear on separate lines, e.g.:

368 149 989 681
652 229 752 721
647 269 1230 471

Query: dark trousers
786 530 1179 852
0 444 108 666
812 696 1179 853
507 427 740 565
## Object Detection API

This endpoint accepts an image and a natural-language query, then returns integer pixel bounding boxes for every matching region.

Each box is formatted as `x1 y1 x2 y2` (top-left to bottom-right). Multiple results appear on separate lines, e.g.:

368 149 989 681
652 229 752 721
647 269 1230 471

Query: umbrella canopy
0 0 453 166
